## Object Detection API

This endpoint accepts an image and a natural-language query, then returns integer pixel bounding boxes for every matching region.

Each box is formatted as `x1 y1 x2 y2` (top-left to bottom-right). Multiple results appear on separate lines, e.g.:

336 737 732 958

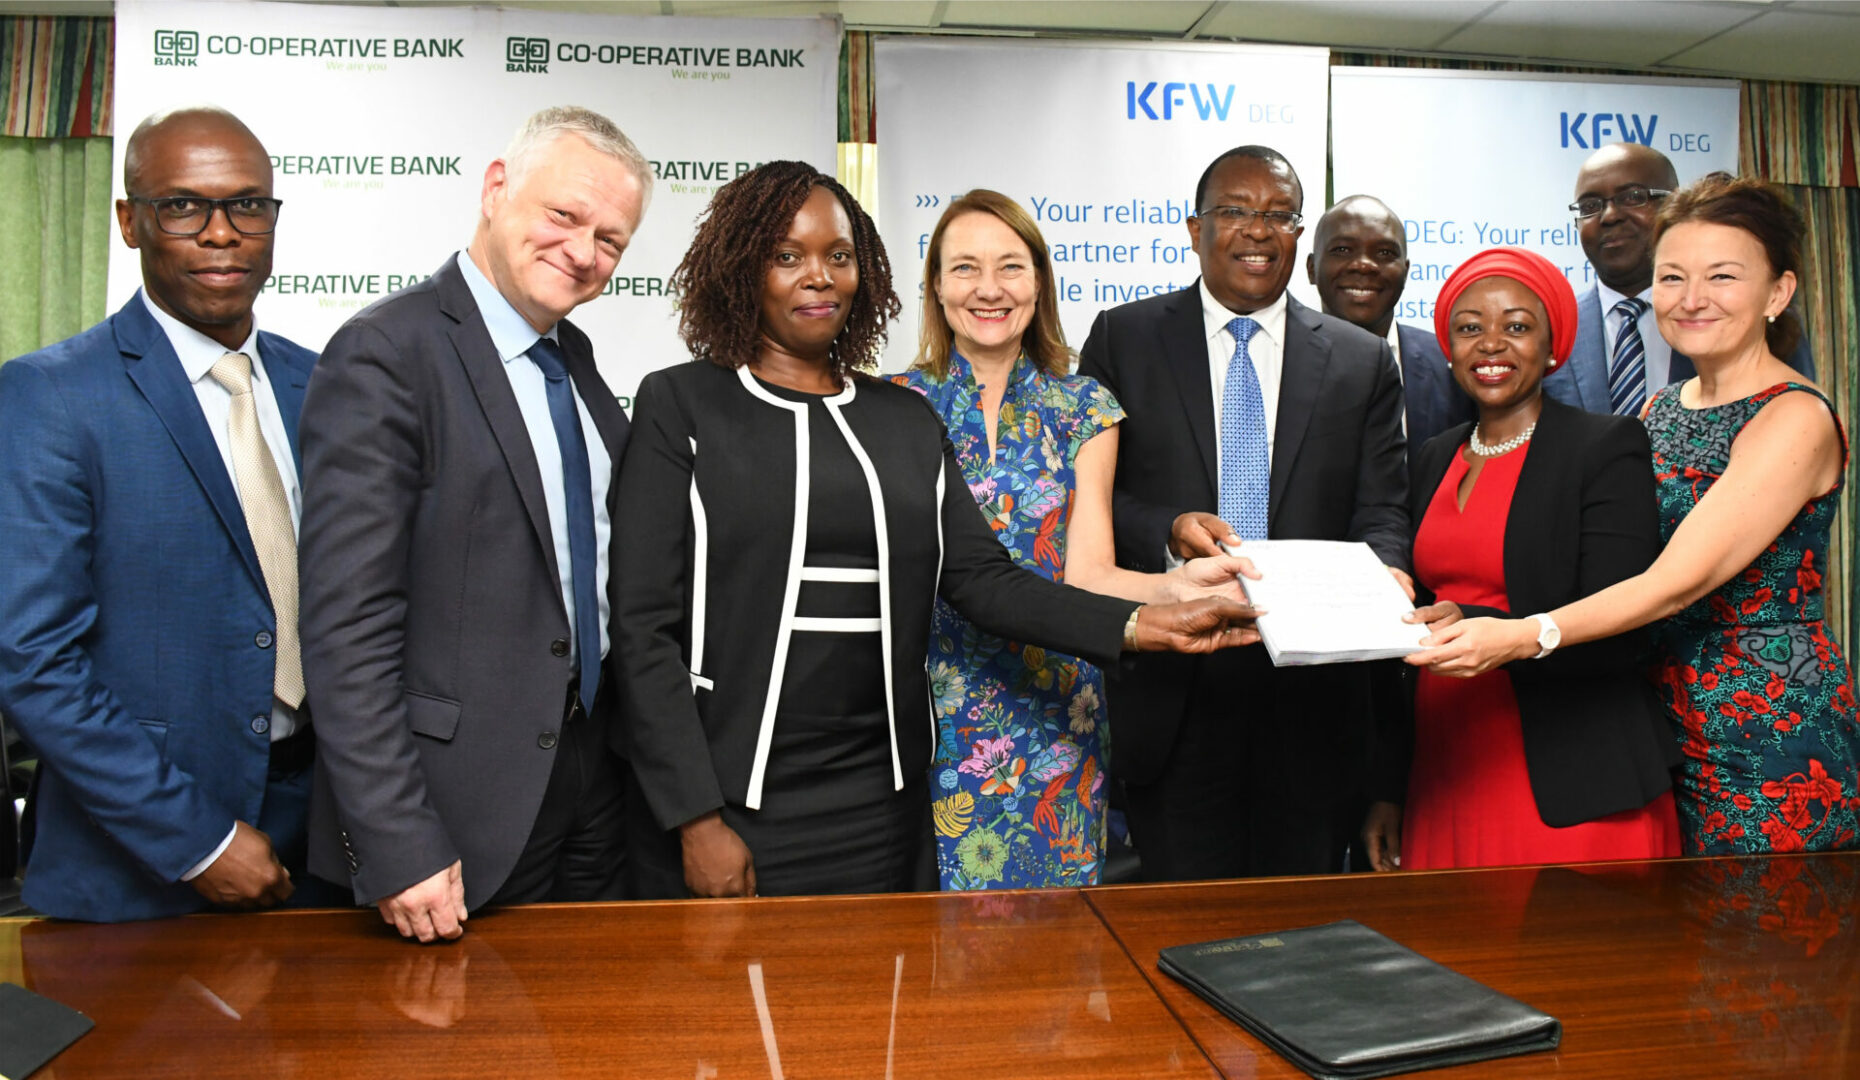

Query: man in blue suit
0 107 322 921
1550 142 1814 415
1306 195 1475 454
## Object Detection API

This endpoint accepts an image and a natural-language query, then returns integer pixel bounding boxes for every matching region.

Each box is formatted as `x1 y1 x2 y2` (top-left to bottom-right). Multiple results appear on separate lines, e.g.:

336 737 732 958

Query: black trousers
488 696 627 906
1121 665 1355 882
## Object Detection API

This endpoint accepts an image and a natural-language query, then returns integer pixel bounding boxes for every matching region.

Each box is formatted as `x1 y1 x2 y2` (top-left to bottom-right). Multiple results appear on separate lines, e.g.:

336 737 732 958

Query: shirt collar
1385 321 1403 365
1200 278 1288 347
139 289 263 388
455 250 558 364
1596 279 1651 316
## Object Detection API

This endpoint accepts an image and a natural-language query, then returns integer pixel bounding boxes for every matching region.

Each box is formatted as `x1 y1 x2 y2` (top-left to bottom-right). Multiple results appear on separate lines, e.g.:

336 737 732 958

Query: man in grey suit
1305 195 1474 454
1550 142 1813 415
300 107 649 941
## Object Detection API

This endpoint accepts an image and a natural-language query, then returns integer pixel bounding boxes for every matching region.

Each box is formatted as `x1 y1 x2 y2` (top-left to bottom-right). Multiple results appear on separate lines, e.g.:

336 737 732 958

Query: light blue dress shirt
455 250 614 666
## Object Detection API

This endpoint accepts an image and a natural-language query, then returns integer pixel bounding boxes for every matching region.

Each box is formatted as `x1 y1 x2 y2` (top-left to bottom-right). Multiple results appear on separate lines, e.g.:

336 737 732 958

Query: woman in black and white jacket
614 161 1255 900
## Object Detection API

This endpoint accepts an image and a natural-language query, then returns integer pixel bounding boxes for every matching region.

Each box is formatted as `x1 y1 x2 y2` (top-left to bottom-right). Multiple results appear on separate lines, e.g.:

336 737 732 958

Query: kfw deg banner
111 0 841 408
1330 68 1739 330
875 38 1330 373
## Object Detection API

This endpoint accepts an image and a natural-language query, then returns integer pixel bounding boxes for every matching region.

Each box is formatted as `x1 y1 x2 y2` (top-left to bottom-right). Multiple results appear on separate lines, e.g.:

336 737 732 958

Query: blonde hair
912 190 1072 379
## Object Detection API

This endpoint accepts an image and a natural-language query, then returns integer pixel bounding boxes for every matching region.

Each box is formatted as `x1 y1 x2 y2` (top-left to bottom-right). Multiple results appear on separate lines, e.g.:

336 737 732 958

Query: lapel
559 321 629 461
1270 296 1330 524
1397 324 1441 440
256 330 312 470
1499 397 1575 615
1160 287 1220 496
435 258 565 610
115 292 267 595
1561 286 1613 412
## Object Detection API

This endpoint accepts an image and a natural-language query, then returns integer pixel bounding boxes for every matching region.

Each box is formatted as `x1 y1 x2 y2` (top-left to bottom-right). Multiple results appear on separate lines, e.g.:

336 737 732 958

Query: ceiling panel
937 0 1211 34
1195 1 1493 50
1662 7 1860 82
1436 1 1766 68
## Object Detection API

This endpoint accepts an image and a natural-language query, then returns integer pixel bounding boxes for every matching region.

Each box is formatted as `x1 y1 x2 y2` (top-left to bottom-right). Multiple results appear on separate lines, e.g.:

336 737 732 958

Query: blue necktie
1219 316 1269 541
528 337 601 709
1608 297 1650 417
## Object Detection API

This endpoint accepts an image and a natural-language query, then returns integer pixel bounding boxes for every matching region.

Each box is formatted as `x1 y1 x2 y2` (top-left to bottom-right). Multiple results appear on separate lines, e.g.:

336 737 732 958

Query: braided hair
672 160 900 380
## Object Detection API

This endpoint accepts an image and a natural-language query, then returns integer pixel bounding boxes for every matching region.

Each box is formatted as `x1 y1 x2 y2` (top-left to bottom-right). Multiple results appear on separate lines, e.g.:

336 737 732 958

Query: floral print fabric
895 354 1123 888
1647 382 1860 855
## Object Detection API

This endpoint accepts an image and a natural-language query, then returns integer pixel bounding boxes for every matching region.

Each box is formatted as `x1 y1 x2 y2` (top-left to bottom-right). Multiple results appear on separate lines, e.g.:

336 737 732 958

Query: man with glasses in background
1552 142 1813 416
1078 145 1410 881
0 107 327 921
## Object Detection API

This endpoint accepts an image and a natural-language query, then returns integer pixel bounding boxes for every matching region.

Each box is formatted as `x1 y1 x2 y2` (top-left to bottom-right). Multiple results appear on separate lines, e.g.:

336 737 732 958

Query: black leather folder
1158 919 1560 1080
0 981 94 1079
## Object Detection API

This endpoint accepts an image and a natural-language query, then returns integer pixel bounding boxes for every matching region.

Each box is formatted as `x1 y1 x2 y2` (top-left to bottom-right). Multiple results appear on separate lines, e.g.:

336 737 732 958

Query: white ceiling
4 1 1857 85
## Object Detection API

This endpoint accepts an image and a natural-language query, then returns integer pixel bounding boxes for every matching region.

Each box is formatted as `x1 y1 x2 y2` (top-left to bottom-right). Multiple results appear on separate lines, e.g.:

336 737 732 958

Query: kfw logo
153 30 200 66
506 36 548 73
1127 81 1235 121
1561 112 1659 149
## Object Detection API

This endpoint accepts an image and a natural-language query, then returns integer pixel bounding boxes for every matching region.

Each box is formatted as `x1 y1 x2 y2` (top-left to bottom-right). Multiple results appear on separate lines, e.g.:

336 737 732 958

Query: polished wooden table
3 853 1854 1078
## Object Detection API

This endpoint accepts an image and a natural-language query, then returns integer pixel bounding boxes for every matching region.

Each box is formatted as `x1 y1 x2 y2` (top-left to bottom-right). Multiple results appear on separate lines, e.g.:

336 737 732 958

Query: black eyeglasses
128 196 284 236
1198 205 1304 234
1568 186 1670 220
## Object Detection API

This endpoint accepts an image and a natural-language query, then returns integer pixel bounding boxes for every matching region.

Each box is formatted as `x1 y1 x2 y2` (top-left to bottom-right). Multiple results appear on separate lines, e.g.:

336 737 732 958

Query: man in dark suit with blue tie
1550 142 1814 416
1306 195 1475 454
299 107 643 941
0 107 321 921
1079 146 1410 881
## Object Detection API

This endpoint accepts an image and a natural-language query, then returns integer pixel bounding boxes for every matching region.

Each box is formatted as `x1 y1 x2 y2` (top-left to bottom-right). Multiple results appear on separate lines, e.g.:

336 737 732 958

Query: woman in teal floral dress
1407 174 1859 855
895 191 1248 889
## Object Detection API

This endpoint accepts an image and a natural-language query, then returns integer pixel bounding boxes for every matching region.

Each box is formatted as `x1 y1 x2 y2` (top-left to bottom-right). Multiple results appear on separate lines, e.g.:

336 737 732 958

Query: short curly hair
672 160 900 379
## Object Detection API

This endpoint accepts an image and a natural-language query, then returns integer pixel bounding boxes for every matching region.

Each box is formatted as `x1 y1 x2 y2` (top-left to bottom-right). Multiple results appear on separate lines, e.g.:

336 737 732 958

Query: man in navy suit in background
1306 195 1475 455
0 107 324 921
1551 142 1814 416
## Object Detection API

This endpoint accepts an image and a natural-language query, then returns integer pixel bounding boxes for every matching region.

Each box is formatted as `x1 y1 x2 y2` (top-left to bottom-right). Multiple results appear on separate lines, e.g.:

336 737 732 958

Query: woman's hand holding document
1229 540 1430 666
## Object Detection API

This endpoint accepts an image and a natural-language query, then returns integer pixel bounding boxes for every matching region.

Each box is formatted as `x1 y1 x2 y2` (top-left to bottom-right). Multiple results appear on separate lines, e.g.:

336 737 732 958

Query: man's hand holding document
1228 540 1429 666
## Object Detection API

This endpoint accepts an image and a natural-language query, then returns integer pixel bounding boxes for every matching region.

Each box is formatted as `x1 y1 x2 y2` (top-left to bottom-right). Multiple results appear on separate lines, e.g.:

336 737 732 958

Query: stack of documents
1231 540 1429 666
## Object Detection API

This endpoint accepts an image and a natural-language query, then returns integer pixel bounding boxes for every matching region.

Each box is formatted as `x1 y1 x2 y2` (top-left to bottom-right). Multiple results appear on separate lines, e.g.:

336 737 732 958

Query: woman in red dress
1361 248 1681 871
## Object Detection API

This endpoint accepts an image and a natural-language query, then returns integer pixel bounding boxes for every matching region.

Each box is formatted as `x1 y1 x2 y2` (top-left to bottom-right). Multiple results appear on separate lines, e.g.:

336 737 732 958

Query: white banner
875 38 1330 372
1330 68 1740 329
110 0 840 405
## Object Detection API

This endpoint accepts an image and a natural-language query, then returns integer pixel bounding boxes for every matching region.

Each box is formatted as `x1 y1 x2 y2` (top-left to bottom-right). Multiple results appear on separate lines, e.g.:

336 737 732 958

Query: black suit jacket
1395 322 1476 454
1077 286 1409 789
299 257 630 907
613 361 1135 833
1392 397 1679 826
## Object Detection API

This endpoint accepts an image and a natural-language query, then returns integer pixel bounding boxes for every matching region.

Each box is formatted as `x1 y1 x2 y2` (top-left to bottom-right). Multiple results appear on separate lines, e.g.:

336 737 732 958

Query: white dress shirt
142 291 304 880
1165 282 1290 566
1597 281 1673 391
1200 279 1288 471
456 251 613 667
1384 323 1407 436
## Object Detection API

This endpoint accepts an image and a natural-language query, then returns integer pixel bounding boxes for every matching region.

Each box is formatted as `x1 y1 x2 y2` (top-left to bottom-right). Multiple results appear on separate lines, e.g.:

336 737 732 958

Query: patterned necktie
527 337 602 710
207 352 304 708
1608 296 1651 417
1218 316 1270 540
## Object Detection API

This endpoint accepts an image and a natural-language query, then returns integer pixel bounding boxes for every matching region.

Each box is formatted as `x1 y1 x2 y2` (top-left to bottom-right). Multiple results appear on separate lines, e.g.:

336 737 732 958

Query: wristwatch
1529 613 1561 659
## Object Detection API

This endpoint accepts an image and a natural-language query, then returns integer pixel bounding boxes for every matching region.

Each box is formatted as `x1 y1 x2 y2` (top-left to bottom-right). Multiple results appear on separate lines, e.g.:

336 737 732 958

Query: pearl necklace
1468 421 1536 457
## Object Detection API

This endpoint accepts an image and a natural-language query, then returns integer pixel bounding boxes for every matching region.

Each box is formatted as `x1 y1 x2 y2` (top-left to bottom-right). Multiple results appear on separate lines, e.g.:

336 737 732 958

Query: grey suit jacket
299 258 629 908
1547 285 1816 412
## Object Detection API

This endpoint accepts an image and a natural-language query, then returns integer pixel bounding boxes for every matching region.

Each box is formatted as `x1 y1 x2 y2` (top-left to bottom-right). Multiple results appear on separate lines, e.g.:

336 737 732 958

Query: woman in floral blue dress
895 191 1249 889
1407 174 1860 855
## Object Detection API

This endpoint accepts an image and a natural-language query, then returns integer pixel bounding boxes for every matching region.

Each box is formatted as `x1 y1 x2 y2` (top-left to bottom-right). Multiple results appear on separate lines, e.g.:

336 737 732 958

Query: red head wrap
1432 247 1579 369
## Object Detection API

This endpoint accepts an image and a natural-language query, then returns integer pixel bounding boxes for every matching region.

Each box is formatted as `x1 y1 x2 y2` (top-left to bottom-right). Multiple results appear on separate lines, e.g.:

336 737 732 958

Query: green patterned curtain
1 16 115 360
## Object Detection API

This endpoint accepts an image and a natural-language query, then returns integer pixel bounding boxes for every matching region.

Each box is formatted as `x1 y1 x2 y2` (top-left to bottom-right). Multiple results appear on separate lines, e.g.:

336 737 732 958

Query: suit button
538 731 558 749
550 638 570 657
255 630 273 649
252 715 270 735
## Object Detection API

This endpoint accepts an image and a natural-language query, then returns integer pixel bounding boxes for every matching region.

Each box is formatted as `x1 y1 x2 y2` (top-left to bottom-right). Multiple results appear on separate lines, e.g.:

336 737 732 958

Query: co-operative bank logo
154 30 200 66
507 37 549 73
